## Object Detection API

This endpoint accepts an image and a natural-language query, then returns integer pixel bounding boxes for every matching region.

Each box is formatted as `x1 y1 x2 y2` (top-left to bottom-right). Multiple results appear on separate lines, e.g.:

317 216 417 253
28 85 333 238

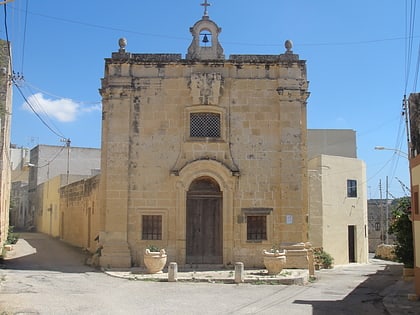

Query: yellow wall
60 175 100 252
309 155 368 265
37 176 62 237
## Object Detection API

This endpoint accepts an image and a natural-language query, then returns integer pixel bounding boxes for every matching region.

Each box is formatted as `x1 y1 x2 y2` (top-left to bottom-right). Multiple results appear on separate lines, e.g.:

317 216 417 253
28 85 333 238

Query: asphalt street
0 233 418 314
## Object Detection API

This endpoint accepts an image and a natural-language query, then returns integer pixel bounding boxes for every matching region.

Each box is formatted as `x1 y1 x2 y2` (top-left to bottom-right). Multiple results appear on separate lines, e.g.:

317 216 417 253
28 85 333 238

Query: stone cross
201 0 211 16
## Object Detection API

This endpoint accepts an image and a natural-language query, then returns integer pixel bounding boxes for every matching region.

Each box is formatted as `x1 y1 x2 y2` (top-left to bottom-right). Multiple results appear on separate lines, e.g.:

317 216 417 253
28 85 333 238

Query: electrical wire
405 0 417 95
20 0 29 73
23 82 68 136
8 4 418 49
35 145 66 169
13 80 67 140
25 81 101 105
413 41 420 91
3 1 13 74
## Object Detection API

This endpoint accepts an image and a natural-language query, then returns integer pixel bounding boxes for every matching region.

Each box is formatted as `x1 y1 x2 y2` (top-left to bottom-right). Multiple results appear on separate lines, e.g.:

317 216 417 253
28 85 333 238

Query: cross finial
201 0 211 17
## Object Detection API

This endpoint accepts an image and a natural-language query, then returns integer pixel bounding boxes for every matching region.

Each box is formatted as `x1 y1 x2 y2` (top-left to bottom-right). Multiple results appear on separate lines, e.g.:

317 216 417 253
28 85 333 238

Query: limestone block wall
60 175 100 252
100 51 309 267
0 40 12 251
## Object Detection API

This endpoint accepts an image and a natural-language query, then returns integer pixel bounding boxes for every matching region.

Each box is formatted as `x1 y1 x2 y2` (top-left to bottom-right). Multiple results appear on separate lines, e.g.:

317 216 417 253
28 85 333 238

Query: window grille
247 215 267 240
142 215 162 240
347 179 357 198
190 112 221 138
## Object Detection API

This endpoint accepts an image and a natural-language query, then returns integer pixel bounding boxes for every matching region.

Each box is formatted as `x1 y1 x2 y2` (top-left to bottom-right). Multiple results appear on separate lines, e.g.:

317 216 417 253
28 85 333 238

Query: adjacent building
9 145 30 229
367 198 396 252
0 39 12 250
28 144 101 232
308 129 369 265
409 92 420 297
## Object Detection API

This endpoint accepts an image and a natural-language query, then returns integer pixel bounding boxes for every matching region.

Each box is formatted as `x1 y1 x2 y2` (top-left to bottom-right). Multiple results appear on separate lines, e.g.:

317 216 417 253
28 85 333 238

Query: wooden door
348 225 356 263
186 178 222 264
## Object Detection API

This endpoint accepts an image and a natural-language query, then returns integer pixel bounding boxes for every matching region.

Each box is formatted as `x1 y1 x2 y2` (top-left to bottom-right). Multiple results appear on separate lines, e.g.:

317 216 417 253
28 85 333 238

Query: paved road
0 233 409 314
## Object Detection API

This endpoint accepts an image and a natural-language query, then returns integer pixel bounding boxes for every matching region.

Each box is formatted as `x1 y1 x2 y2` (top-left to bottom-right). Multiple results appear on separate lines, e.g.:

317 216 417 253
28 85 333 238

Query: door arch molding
175 160 236 265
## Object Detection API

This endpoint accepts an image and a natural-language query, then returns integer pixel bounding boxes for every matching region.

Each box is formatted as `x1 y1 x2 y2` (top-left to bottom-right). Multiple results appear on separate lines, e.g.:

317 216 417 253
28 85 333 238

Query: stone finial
118 38 127 53
285 40 293 53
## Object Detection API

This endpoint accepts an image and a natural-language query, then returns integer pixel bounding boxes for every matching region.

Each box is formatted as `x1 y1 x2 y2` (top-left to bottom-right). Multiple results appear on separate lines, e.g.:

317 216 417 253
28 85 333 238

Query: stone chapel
98 5 310 268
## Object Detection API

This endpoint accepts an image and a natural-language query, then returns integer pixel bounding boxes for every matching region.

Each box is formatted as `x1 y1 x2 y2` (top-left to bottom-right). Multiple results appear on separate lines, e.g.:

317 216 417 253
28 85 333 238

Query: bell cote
186 3 224 61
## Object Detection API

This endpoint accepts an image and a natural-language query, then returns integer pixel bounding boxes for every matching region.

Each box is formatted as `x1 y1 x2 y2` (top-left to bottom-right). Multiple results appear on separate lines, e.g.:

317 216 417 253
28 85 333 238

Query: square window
247 215 267 240
190 112 220 138
347 179 357 198
142 215 162 240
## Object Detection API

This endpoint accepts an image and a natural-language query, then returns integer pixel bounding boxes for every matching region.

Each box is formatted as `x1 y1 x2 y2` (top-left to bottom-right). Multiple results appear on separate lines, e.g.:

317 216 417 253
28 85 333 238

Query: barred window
247 215 267 240
142 215 162 240
190 112 221 138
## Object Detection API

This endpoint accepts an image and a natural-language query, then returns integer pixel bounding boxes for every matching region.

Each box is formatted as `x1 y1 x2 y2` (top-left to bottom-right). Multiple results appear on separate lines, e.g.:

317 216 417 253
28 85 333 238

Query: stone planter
144 249 167 274
262 249 287 275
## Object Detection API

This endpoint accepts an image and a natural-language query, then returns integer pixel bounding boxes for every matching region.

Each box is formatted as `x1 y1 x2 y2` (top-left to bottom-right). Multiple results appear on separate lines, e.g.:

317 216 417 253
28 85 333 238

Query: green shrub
314 247 334 269
146 245 160 252
388 196 414 268
6 226 19 245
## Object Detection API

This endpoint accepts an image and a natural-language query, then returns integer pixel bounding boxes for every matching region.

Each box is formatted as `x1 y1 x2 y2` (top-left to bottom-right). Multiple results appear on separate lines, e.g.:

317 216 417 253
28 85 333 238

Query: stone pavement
3 236 420 314
104 265 310 285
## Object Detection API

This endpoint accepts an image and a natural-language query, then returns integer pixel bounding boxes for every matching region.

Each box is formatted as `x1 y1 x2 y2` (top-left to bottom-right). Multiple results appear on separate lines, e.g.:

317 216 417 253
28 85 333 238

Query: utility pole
66 138 71 185
403 95 411 158
385 176 389 244
60 138 71 184
379 179 384 243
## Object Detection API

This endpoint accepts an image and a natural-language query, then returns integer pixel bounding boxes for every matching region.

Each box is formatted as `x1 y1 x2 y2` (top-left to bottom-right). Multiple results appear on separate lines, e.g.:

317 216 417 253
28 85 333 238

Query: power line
405 0 417 94
8 5 418 49
25 81 101 105
24 83 65 137
20 0 29 73
13 80 67 140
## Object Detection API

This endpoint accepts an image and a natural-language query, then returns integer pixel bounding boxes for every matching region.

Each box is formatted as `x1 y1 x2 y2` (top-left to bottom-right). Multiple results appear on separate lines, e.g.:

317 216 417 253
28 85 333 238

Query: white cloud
22 93 100 122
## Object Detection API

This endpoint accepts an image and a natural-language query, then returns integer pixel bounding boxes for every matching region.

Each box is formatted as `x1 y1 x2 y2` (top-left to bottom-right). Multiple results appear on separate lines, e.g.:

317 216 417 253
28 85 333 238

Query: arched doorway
186 177 222 264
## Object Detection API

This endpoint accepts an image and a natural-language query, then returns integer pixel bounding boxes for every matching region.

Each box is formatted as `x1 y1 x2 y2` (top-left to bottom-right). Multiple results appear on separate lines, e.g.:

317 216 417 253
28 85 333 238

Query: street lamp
374 146 409 158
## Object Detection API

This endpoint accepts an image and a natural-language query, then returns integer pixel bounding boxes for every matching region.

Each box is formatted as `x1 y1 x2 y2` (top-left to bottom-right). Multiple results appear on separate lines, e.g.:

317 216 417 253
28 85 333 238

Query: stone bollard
168 262 178 282
307 248 315 277
234 262 244 284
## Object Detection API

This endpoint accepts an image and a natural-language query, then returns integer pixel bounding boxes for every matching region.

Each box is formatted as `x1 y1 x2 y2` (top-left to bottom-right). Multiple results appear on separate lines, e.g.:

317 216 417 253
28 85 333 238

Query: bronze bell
202 34 209 43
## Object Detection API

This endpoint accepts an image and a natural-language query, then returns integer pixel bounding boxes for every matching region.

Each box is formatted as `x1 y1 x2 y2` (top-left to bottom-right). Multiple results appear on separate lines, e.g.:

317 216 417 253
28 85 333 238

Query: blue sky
2 0 417 199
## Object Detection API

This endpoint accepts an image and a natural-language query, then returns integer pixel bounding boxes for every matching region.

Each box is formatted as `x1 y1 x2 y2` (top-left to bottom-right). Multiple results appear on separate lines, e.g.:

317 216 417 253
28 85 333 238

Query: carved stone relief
190 73 223 105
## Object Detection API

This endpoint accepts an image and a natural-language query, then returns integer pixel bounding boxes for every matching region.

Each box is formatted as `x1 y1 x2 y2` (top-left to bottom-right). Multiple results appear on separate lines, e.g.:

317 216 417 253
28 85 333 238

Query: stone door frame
176 160 236 266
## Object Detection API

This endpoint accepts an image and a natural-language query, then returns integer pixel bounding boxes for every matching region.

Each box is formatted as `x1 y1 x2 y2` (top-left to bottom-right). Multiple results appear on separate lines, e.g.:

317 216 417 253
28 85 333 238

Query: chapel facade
98 7 310 268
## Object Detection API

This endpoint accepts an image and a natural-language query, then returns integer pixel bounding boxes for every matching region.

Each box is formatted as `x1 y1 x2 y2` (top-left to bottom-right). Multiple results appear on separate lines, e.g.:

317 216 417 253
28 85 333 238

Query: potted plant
262 248 287 275
143 245 167 274
388 197 414 277
313 247 334 270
